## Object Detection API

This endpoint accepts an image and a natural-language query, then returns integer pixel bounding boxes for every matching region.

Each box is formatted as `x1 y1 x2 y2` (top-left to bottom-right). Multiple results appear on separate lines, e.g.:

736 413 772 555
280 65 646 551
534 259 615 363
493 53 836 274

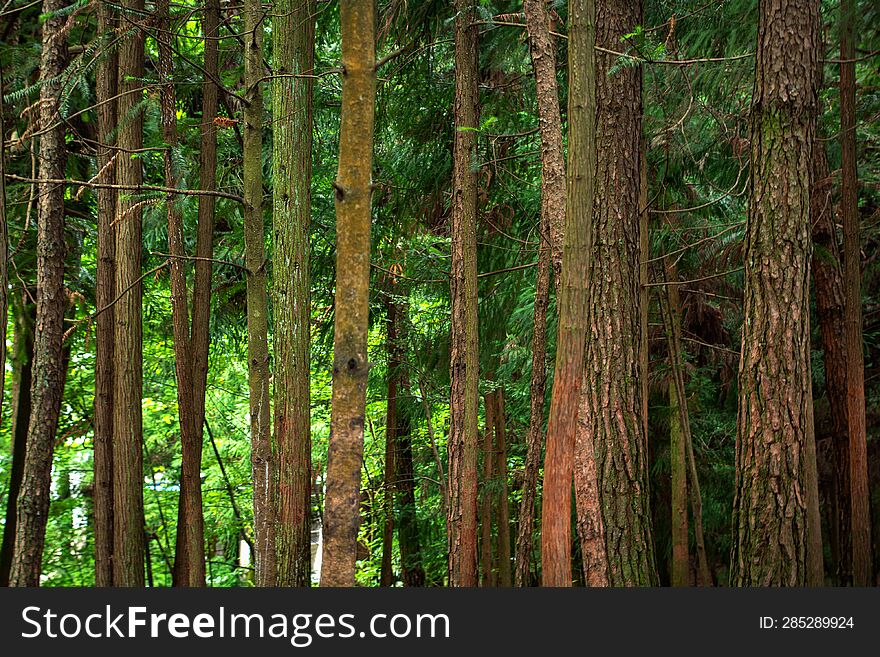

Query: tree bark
812 115 850 584
480 393 495 587
243 0 274 587
320 0 376 588
668 365 689 587
0 299 35 586
515 0 560 588
93 0 118 589
840 0 872 587
729 0 823 586
447 0 480 588
380 297 398 587
494 389 511 587
9 0 69 586
0 66 8 435
272 0 315 587
575 0 656 587
158 0 205 588
542 0 595 588
523 0 565 286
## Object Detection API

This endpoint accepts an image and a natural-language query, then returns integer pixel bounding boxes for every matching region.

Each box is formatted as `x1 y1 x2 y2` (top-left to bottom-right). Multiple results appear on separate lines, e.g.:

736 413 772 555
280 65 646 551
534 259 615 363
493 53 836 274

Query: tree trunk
542 0 596 588
812 112 850 584
668 367 689 587
494 389 511 587
575 0 656 587
390 292 425 587
0 299 35 586
0 66 8 435
320 0 376 588
158 0 205 588
730 0 823 586
272 0 315 588
243 0 273 587
515 0 560 588
93 0 117 589
840 0 872 587
9 0 69 586
380 297 398 587
480 393 495 587
447 0 480 588
111 0 146 587
523 0 565 286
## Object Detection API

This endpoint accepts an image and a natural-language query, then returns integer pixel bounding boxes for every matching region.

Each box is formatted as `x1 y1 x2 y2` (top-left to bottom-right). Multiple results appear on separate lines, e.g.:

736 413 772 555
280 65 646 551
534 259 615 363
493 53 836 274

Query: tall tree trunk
112 0 146 587
380 297 398 587
523 0 565 286
515 0 560 587
447 0 480 588
0 66 8 433
542 0 595 588
158 0 205 589
243 0 273 587
668 366 689 587
840 0 872 587
494 389 511 587
575 0 656 587
390 290 425 587
320 0 376 588
9 0 69 586
812 114 850 584
93 0 118 588
730 0 823 586
272 0 315 587
0 299 35 586
480 393 495 587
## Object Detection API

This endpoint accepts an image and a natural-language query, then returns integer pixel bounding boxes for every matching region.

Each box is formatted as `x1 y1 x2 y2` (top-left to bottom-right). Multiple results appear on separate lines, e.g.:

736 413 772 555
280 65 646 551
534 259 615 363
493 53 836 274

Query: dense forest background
0 0 878 587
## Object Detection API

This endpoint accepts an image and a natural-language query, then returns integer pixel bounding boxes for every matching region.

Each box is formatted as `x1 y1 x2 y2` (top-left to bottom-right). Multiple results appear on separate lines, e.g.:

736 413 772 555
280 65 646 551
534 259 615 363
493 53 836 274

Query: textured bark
9 0 69 586
840 0 872 587
575 0 656 587
494 389 511 587
812 122 850 584
272 0 315 588
93 0 117 589
158 0 205 588
243 0 273 587
668 369 689 587
0 300 34 586
321 0 375 587
112 0 146 587
380 299 398 587
523 0 565 286
514 0 559 588
0 67 7 435
480 393 496 587
515 223 550 587
542 0 595 588
730 0 823 586
447 0 480 588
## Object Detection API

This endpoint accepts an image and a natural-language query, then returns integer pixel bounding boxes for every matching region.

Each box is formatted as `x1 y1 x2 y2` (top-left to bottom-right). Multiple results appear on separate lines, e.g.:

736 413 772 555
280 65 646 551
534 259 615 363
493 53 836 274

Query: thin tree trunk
575 0 656 587
380 297 398 587
660 253 712 586
840 0 872 587
523 0 565 286
542 0 596 588
812 115 850 584
9 0 69 586
0 66 8 433
112 0 147 587
495 389 511 587
515 0 559 588
480 393 495 587
93 0 117 589
272 0 315 587
243 0 273 587
0 299 35 586
730 0 823 586
320 0 376 588
447 0 480 588
668 366 689 587
158 0 205 588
